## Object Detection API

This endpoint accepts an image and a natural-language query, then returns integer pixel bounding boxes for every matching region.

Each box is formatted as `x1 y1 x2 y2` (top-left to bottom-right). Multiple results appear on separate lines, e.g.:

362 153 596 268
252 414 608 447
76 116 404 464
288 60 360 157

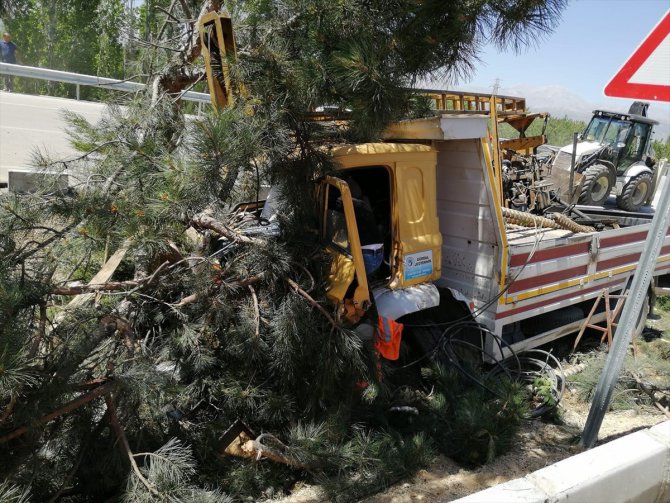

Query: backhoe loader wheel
578 164 612 206
616 173 653 212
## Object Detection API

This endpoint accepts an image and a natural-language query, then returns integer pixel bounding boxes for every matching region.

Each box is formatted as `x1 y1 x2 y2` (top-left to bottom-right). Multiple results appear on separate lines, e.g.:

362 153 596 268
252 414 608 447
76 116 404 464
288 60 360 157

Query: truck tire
616 173 653 212
399 289 481 366
578 164 612 206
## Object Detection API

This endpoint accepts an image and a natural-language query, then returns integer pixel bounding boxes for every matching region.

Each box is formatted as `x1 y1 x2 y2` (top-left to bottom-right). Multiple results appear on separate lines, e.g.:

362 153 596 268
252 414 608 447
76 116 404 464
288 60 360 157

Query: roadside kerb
452 420 670 502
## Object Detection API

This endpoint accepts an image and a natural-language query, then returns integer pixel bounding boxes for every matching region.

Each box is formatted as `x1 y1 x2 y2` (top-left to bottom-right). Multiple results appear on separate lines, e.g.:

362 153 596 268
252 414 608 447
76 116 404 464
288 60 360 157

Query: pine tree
0 1 566 500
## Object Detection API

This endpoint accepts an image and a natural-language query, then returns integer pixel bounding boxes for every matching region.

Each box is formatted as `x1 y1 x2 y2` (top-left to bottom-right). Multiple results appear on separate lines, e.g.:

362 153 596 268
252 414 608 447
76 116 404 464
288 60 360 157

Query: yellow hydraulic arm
198 11 237 110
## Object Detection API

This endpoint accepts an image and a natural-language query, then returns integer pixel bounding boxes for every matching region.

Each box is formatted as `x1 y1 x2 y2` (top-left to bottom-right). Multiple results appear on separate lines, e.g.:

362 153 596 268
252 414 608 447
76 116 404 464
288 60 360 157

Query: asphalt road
0 91 105 183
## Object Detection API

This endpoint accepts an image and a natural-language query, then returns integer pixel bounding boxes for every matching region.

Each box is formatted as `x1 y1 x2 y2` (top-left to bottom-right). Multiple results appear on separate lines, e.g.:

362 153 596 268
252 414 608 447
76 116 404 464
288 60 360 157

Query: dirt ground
275 304 670 503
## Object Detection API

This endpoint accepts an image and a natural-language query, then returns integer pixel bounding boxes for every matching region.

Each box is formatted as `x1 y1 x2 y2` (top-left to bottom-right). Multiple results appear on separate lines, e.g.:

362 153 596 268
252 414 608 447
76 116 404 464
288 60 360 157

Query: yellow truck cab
322 143 442 323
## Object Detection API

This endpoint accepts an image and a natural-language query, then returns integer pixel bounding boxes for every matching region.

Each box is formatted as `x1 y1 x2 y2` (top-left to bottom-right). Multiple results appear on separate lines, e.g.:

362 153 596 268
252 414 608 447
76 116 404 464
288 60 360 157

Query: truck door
320 176 371 322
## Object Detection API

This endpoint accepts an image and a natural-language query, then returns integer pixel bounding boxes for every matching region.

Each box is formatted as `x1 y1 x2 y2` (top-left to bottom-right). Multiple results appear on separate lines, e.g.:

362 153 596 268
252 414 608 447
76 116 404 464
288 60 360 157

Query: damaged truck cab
200 11 670 365
321 144 442 325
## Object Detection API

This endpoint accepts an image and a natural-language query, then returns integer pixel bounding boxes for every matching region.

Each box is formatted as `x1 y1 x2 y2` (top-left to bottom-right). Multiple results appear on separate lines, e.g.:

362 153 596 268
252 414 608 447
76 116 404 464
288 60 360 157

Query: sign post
582 10 670 448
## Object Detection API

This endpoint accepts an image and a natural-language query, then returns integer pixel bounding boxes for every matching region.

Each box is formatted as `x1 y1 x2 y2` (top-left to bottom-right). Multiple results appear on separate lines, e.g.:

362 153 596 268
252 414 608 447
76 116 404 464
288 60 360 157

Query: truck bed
390 114 670 360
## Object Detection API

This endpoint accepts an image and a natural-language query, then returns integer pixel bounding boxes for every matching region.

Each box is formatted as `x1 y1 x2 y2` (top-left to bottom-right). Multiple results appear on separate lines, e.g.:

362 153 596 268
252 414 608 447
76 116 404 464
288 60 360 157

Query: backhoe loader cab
551 102 659 211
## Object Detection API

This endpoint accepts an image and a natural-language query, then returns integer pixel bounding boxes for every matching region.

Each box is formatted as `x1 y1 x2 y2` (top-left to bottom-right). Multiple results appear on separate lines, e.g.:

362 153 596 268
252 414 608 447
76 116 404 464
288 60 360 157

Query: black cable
396 316 565 418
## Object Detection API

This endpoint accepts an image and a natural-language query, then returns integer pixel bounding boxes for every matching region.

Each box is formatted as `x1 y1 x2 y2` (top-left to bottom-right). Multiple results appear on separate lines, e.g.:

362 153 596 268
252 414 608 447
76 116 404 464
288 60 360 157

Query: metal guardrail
0 62 211 103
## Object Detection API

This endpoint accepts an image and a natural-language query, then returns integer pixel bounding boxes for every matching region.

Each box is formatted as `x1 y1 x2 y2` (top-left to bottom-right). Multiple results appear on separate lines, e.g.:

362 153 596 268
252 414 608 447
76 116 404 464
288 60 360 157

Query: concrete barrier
453 420 670 503
9 170 69 193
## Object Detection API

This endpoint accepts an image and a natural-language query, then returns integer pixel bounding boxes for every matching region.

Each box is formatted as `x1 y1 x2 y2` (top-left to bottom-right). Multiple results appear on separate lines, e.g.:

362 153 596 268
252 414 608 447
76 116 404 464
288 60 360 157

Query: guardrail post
76 84 80 100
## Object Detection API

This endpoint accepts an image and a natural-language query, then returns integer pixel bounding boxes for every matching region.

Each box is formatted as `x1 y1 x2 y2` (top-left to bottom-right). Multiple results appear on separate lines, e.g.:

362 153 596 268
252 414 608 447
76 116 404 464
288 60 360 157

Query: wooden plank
47 246 129 338
66 247 128 309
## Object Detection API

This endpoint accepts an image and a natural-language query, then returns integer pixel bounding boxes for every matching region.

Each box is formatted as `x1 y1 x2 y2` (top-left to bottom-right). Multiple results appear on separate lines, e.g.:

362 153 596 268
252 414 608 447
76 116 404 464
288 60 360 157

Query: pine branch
157 0 180 40
191 214 263 245
173 272 265 306
45 409 111 503
10 221 78 264
287 278 337 329
52 261 170 296
632 372 670 419
104 394 161 498
248 285 260 338
0 382 114 444
28 302 47 359
177 0 192 20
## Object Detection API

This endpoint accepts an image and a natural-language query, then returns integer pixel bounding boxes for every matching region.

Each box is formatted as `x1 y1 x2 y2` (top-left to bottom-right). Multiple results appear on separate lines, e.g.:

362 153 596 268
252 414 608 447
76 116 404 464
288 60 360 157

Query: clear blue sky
436 1 670 137
464 0 669 102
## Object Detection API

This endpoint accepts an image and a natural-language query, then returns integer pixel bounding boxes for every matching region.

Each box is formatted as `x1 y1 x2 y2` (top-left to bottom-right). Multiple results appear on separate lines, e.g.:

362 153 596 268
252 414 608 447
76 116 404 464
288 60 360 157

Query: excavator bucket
198 11 237 110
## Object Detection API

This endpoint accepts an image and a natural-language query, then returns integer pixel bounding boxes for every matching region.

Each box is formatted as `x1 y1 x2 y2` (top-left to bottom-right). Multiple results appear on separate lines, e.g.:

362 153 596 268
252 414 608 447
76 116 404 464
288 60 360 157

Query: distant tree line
498 115 586 148
1 0 180 100
652 136 670 160
501 115 670 161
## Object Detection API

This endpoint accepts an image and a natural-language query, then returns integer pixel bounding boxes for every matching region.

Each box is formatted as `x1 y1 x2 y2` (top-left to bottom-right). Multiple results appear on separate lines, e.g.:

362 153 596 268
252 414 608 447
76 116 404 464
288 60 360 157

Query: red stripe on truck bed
600 231 648 248
600 228 670 249
507 265 588 293
596 247 670 272
509 242 589 267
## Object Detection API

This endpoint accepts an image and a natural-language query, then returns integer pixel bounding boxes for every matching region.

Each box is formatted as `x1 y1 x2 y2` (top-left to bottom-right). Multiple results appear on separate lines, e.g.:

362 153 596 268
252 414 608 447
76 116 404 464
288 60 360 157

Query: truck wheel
578 164 612 206
616 173 653 212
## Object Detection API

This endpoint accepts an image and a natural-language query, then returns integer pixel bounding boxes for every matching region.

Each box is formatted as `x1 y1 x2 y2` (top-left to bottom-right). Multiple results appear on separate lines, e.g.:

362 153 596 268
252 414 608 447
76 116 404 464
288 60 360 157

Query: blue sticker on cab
404 250 433 280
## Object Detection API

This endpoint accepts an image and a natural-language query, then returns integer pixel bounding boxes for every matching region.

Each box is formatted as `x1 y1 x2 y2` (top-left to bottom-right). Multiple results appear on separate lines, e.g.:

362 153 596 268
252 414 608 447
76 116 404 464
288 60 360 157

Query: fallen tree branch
251 433 315 471
0 382 114 444
157 0 180 39
287 278 337 329
11 221 78 264
28 302 47 359
191 214 263 245
248 285 260 338
174 292 200 307
53 280 141 295
173 273 266 307
105 394 161 498
632 372 670 420
53 261 170 296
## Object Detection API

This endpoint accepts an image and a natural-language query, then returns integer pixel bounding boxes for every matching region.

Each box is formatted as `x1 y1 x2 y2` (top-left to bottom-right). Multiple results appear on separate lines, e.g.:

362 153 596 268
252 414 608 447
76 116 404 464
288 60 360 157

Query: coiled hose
502 207 595 234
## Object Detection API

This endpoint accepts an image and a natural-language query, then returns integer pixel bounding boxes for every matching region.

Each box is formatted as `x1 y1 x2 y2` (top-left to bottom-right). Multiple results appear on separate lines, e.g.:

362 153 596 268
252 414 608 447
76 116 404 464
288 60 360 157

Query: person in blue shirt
1 32 18 91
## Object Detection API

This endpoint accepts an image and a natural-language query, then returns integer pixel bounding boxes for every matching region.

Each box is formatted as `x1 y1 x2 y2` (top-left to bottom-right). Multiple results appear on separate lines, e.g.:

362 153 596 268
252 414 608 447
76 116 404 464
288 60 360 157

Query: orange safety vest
375 315 404 360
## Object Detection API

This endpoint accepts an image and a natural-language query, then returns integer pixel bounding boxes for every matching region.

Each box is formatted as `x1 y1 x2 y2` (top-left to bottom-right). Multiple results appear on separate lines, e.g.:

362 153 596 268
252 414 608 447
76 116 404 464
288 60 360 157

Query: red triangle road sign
605 10 670 102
